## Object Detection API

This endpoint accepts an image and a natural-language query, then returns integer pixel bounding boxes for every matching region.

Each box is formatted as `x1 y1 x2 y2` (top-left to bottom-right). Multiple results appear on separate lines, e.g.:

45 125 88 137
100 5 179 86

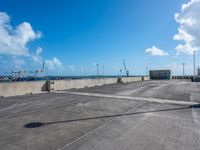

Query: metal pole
96 64 99 76
84 68 86 76
193 51 196 80
102 66 104 76
145 67 148 76
120 69 122 77
182 63 185 79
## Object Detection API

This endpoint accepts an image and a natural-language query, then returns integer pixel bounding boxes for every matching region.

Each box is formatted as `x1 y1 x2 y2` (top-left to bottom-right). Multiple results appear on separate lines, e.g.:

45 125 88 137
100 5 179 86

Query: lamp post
182 63 185 79
120 69 122 77
145 67 148 76
96 64 99 76
193 51 196 80
102 66 104 76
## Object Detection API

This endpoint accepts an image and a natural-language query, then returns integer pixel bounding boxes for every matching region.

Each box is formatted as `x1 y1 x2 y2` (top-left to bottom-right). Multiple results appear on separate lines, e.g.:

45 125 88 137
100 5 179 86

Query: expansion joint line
53 91 199 106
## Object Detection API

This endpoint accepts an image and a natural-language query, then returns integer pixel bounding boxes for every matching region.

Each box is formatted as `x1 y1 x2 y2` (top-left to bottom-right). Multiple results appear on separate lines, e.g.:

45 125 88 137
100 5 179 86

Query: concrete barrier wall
0 76 150 97
49 78 118 91
50 77 150 91
172 76 192 79
121 77 142 83
144 76 150 81
122 76 149 83
0 81 47 97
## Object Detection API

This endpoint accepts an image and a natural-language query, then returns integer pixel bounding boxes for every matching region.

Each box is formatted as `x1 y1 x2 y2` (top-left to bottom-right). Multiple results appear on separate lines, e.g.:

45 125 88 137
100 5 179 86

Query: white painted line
53 91 199 106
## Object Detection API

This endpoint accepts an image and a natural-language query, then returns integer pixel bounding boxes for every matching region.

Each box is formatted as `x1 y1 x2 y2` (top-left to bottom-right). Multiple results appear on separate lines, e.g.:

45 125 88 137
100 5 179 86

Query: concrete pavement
0 80 200 150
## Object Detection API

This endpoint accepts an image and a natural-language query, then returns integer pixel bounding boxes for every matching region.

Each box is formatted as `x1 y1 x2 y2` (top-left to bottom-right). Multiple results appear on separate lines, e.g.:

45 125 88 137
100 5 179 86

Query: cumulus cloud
32 47 42 63
45 57 63 71
173 0 200 54
0 12 65 75
145 46 168 56
68 65 75 71
0 12 41 56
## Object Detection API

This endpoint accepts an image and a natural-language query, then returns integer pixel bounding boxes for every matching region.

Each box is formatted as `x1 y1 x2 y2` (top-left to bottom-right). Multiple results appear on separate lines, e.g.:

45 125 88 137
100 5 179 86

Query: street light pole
102 66 104 76
145 67 148 76
193 51 196 80
120 69 122 77
182 63 185 79
96 64 99 76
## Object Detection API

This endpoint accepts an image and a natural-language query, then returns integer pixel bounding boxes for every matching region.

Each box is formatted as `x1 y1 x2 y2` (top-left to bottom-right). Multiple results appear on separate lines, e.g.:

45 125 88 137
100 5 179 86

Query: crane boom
123 60 127 74
42 61 45 71
123 60 129 77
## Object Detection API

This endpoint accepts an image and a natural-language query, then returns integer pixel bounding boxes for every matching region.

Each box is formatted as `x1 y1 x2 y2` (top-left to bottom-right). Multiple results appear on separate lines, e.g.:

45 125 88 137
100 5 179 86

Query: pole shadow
24 104 200 129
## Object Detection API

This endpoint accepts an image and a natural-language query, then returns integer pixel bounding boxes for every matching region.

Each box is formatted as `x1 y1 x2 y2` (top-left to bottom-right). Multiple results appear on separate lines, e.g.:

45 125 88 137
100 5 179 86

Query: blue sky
0 0 200 76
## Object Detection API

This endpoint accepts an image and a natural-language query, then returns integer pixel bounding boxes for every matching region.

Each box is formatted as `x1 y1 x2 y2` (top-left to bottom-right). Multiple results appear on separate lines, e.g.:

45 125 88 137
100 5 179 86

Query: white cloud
36 47 42 55
173 0 200 54
32 47 42 63
66 65 75 75
0 12 41 56
145 46 168 56
0 55 27 72
0 12 65 75
45 57 63 71
68 65 75 71
175 43 197 54
11 56 26 70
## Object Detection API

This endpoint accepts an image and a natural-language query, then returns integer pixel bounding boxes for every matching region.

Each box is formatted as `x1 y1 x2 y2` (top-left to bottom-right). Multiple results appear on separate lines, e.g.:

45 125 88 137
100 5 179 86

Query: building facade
149 70 171 80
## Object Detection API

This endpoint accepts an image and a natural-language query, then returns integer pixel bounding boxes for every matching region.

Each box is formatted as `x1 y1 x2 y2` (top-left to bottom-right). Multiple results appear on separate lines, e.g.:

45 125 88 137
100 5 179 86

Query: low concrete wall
172 76 192 79
0 81 47 97
121 76 149 83
49 78 118 91
172 76 200 82
144 76 150 80
120 77 141 83
0 77 150 97
49 77 150 91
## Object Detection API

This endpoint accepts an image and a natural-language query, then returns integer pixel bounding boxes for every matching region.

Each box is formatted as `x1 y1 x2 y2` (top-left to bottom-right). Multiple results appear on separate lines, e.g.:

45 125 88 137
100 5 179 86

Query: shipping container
149 70 171 80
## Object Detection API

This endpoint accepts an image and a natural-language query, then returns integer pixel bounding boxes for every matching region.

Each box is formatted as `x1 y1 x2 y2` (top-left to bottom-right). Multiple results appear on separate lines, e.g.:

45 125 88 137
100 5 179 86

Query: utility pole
102 66 104 76
120 69 122 77
84 68 86 76
193 51 196 80
145 67 148 76
182 63 185 79
96 64 99 76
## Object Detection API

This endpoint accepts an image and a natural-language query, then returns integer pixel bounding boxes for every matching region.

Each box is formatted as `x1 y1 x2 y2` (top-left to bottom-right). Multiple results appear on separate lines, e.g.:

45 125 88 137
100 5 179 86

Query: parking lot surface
0 80 200 150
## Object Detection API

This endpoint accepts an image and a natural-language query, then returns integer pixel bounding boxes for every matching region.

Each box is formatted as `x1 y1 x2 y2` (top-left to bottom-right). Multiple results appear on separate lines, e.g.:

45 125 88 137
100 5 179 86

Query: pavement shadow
24 104 199 129
190 104 200 108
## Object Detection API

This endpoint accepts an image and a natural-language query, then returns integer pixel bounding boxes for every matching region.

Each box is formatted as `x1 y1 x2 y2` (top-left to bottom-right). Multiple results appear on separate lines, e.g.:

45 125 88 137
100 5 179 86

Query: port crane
28 61 46 77
11 70 27 78
35 61 45 77
123 60 129 77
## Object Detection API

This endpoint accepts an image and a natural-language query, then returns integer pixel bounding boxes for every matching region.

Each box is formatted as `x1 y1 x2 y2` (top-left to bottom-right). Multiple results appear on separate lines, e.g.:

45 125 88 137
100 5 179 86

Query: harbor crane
11 70 27 78
123 60 129 77
35 61 45 77
29 61 46 77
